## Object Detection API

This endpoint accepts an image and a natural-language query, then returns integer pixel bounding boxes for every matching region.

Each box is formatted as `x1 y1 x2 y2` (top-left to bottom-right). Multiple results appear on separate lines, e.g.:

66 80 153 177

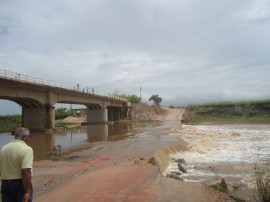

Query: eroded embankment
154 141 188 172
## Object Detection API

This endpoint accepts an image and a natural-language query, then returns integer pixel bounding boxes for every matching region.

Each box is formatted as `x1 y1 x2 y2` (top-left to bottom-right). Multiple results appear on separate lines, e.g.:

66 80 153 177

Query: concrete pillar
113 111 116 120
122 107 130 119
117 110 121 120
23 108 46 130
108 110 114 121
113 111 119 120
87 108 108 124
45 105 55 129
22 106 55 130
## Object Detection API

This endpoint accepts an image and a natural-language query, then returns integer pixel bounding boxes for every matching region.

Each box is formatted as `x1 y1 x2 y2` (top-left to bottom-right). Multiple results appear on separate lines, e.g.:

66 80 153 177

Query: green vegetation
211 181 248 202
0 115 21 133
0 108 77 132
121 94 141 103
113 92 141 103
55 108 74 120
255 161 270 202
149 94 162 107
182 100 270 124
211 183 229 194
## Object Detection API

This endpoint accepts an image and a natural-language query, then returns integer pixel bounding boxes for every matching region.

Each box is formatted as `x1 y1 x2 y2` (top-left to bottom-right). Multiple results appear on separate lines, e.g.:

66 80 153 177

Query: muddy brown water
0 120 180 161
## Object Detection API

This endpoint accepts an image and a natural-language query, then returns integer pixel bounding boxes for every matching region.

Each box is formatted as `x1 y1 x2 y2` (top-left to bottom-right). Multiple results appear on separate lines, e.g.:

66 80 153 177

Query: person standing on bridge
0 127 33 202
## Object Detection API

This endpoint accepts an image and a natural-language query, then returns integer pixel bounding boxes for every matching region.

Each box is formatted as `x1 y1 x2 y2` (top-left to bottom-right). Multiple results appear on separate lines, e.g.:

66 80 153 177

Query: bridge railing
0 69 127 102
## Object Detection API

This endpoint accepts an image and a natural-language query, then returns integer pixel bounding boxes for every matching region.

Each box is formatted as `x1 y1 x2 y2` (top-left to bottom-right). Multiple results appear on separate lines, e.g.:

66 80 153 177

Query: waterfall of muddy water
164 124 270 189
155 142 188 172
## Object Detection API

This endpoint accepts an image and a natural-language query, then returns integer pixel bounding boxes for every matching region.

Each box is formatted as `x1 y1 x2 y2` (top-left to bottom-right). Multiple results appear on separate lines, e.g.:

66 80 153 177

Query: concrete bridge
0 70 130 131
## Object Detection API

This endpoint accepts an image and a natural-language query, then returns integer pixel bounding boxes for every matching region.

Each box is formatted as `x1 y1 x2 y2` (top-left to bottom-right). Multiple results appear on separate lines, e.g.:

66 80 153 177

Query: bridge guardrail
0 69 127 102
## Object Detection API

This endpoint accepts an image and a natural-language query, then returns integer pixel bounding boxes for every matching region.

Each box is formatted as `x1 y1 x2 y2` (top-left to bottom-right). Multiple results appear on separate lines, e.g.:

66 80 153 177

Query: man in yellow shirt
0 127 33 202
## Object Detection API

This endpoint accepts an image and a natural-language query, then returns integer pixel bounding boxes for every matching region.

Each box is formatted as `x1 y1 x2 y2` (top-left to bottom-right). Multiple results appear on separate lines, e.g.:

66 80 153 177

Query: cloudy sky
1 0 270 114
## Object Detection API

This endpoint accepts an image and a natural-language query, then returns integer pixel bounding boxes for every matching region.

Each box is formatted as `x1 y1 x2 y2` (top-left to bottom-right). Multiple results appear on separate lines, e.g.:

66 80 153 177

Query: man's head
14 127 31 142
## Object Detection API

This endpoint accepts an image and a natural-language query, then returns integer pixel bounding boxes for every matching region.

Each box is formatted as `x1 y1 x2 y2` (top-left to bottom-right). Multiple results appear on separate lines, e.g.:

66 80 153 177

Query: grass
182 100 270 124
211 182 249 202
255 161 270 202
187 99 270 107
0 115 21 132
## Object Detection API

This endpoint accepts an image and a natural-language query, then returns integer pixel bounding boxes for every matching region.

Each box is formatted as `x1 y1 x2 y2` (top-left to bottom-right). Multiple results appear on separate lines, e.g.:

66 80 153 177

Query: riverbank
31 108 235 202
182 100 270 124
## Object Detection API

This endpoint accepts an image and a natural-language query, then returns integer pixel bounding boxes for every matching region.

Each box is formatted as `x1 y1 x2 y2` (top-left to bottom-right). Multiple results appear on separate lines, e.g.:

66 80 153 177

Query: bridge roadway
0 70 130 131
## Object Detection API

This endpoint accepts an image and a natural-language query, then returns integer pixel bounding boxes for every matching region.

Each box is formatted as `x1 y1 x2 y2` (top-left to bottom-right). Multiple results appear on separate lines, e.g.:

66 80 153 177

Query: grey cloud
0 0 270 112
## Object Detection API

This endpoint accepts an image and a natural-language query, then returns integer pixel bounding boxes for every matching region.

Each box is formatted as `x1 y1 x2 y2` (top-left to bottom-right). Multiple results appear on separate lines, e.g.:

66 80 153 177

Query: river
164 123 270 191
2 122 269 187
0 121 162 161
1 119 267 201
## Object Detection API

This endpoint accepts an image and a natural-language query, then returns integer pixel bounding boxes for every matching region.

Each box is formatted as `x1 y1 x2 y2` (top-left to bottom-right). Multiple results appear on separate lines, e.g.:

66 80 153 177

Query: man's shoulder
25 145 33 152
1 142 12 150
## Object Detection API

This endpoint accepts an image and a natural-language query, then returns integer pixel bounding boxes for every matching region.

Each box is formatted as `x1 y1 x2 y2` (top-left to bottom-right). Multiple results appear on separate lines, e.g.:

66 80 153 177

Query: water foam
165 124 270 188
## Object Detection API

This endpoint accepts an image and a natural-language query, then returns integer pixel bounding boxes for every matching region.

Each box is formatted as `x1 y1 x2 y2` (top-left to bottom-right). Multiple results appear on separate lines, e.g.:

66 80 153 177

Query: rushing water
165 124 270 188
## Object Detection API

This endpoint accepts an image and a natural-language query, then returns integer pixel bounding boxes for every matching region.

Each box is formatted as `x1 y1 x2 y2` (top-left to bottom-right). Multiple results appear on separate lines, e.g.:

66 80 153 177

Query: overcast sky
1 0 270 114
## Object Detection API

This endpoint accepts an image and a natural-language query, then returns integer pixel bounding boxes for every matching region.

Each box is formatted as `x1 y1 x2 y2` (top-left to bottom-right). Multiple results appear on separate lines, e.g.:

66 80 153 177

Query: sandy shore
32 108 234 202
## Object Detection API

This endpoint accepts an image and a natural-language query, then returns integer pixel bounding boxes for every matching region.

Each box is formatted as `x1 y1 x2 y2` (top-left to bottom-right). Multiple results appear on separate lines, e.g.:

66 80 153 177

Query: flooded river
165 124 270 190
0 120 178 161
1 120 269 196
0 121 162 160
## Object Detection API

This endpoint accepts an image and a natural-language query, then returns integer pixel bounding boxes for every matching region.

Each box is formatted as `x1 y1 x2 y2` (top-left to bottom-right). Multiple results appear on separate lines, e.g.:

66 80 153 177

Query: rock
130 103 158 120
176 159 187 173
148 157 158 166
48 145 62 161
220 178 228 190
178 162 187 173
177 159 187 165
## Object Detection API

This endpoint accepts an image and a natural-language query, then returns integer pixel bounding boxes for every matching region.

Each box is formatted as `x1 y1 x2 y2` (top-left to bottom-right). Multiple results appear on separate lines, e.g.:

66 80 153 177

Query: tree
127 94 141 103
149 94 162 107
114 93 141 103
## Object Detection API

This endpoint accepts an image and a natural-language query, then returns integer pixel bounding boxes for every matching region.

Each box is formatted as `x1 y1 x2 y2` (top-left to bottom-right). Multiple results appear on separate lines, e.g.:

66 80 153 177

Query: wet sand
32 108 234 202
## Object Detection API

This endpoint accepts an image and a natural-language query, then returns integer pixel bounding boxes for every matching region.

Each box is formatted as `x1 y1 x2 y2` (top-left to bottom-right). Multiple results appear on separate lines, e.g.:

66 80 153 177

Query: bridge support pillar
87 108 108 124
108 109 123 121
108 110 114 121
22 106 55 130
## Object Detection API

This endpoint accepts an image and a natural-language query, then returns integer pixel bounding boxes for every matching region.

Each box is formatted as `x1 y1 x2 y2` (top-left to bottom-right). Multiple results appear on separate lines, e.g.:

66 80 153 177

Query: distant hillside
182 100 270 124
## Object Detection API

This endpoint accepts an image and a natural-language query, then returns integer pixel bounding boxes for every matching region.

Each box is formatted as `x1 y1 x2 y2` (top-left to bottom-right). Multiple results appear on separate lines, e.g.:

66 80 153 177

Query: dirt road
33 108 234 202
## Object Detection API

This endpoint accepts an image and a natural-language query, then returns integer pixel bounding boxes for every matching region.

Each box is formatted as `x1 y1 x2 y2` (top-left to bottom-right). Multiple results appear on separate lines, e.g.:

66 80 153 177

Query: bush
120 94 141 103
255 161 270 202
55 108 74 120
0 115 21 132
